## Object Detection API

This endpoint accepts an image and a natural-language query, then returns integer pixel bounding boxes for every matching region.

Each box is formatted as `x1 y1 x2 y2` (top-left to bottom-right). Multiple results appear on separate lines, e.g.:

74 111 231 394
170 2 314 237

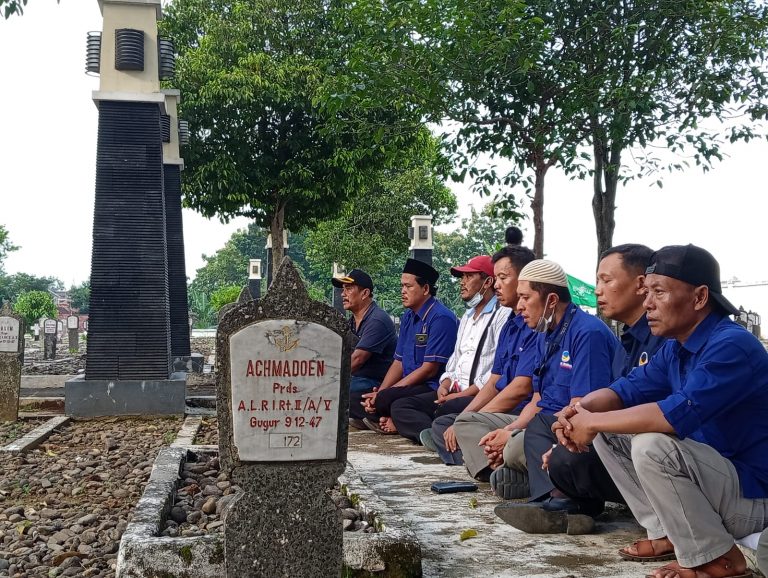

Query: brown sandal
362 418 398 435
644 545 752 578
619 538 676 562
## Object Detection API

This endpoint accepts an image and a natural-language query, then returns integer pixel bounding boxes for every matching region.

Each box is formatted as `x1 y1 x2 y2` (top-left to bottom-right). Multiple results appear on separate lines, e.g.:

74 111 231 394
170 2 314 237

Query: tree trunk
591 133 619 264
269 203 286 270
530 158 548 259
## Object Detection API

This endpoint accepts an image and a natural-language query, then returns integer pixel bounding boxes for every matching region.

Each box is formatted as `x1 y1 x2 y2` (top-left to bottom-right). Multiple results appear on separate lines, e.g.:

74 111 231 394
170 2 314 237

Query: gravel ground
162 451 377 538
193 417 218 446
0 419 47 446
0 416 181 577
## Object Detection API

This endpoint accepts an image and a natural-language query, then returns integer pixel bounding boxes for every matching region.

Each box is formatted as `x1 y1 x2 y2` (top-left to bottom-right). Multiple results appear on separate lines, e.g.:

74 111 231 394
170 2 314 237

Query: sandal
619 538 676 562
645 545 752 578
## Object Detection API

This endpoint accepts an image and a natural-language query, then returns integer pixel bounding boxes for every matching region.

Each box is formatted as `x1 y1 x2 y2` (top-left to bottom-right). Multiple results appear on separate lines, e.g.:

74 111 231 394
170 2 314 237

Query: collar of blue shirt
465 295 498 318
414 296 437 320
677 311 725 355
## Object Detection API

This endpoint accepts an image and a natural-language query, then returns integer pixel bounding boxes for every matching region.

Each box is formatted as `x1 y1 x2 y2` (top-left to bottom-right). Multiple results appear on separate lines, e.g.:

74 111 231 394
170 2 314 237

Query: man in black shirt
333 269 397 428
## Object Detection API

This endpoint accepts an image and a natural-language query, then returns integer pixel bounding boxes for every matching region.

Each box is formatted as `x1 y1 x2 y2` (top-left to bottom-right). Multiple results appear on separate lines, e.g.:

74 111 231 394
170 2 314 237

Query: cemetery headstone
32 323 40 341
67 315 80 353
43 318 57 360
0 303 23 421
217 257 354 577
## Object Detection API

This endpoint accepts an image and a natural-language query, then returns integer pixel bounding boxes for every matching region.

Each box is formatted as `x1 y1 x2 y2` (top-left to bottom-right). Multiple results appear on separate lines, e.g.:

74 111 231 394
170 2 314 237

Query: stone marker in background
0 303 23 421
67 314 80 353
32 323 40 341
43 318 57 360
217 257 354 577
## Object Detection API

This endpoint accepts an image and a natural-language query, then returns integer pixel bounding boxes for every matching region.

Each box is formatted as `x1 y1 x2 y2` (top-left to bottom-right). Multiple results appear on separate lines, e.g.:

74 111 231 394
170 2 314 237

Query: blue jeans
350 376 381 393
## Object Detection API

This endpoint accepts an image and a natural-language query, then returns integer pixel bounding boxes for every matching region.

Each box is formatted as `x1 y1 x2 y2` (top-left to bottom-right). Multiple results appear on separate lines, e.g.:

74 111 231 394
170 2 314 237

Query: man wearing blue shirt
430 245 537 474
500 244 667 533
361 258 458 434
455 260 620 499
336 269 398 428
389 255 509 443
558 245 768 578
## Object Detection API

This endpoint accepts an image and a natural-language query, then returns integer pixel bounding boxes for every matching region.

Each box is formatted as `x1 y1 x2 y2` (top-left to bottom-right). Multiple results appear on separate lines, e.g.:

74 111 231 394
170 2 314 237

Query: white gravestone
229 319 342 462
67 315 79 330
44 319 57 334
0 316 20 353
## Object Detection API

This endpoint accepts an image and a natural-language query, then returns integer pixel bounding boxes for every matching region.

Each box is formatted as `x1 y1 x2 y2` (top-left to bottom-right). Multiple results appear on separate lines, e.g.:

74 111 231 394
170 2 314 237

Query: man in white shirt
390 255 510 443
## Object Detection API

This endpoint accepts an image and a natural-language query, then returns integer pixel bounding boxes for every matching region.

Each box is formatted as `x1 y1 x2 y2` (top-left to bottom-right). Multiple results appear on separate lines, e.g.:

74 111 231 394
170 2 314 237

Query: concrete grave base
115 448 422 578
64 373 187 417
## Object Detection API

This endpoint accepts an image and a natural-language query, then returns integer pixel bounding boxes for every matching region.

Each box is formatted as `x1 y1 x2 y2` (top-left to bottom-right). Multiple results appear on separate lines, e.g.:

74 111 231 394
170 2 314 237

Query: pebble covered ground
163 450 378 537
193 417 218 446
0 419 47 446
0 417 181 577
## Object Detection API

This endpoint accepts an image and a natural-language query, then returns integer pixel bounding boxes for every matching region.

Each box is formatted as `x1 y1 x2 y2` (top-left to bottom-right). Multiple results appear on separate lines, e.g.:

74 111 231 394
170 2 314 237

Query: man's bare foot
380 417 398 433
619 537 676 562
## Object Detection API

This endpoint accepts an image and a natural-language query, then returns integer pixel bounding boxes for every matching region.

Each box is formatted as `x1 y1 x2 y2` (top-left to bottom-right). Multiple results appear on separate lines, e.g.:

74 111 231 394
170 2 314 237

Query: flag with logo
567 274 597 308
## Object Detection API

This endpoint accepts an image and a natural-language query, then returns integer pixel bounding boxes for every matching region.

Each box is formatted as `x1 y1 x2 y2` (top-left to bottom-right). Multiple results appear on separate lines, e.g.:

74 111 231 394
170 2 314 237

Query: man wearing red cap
388 255 510 443
558 245 768 578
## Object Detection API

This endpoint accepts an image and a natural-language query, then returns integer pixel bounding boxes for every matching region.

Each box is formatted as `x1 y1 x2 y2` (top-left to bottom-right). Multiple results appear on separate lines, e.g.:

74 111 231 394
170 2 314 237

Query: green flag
567 274 597 308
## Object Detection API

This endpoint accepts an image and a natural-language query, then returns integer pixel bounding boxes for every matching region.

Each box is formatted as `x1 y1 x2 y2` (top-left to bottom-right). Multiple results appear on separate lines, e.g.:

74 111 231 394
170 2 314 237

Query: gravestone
217 257 354 577
43 318 57 360
0 303 23 421
67 315 80 353
32 323 40 341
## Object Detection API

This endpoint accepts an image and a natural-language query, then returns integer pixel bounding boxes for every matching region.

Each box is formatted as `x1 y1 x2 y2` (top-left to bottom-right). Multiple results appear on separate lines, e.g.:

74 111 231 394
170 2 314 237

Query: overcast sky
2 2 768 315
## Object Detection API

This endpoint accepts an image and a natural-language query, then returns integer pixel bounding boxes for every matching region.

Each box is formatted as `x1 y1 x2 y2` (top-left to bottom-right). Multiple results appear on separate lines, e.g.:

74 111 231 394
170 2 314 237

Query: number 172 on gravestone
229 319 342 462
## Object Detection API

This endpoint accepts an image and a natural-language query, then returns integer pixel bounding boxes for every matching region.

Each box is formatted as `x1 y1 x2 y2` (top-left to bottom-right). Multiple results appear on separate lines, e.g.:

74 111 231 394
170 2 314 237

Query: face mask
533 297 556 333
464 280 490 309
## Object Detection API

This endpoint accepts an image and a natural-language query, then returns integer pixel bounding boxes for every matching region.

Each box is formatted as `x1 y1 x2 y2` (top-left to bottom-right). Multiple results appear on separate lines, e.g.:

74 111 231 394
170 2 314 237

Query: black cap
645 244 739 316
331 269 373 291
403 258 439 286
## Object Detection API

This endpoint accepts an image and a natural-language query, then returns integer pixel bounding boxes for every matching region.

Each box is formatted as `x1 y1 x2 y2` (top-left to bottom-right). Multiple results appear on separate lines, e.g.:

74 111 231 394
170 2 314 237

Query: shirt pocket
414 344 427 366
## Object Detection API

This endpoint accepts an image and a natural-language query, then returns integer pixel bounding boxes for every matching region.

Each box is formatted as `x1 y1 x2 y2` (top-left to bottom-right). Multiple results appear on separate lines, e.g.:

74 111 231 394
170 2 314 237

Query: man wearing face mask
388 256 510 443
454 260 620 499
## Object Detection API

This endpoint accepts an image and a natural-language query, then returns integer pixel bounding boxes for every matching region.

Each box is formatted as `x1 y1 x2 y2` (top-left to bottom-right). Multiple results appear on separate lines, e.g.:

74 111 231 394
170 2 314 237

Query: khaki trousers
453 412 525 478
594 432 768 568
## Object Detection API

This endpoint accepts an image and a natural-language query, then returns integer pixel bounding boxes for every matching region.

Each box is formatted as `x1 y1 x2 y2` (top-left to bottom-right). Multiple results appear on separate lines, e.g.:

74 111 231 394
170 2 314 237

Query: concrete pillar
408 215 434 265
248 259 262 300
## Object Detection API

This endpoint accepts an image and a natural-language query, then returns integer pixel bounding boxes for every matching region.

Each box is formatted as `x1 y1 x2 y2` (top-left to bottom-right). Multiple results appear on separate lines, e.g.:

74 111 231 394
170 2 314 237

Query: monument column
66 0 185 416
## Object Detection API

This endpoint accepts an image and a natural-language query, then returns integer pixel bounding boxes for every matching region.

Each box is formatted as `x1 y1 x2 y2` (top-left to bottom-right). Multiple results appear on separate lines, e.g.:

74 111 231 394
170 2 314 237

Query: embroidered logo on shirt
560 350 573 370
638 351 649 366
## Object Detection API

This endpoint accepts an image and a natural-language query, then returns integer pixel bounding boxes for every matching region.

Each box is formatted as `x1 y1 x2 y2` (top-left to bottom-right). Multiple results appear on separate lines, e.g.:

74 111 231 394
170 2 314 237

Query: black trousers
348 384 434 422
524 412 624 503
390 392 473 443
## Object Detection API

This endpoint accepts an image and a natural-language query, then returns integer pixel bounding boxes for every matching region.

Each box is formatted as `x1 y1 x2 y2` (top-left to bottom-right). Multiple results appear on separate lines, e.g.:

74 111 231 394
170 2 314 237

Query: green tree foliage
305 137 457 278
0 224 18 275
0 272 59 304
69 280 90 314
162 0 430 266
187 287 216 329
332 0 768 262
13 290 56 329
563 1 768 259
210 285 243 312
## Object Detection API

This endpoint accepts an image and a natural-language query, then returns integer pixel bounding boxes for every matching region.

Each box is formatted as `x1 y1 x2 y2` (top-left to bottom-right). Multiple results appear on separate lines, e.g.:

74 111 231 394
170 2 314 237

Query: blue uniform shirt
612 313 668 377
533 304 621 413
394 296 458 390
610 312 768 499
492 313 538 391
349 301 397 382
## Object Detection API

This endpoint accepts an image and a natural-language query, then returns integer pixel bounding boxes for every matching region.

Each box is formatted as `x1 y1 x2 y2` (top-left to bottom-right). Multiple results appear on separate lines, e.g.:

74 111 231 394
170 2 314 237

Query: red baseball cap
450 255 494 278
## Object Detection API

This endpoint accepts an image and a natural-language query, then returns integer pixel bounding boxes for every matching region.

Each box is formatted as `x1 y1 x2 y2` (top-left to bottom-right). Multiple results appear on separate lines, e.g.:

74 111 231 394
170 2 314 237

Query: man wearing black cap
361 258 458 434
558 245 768 578
333 270 397 429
